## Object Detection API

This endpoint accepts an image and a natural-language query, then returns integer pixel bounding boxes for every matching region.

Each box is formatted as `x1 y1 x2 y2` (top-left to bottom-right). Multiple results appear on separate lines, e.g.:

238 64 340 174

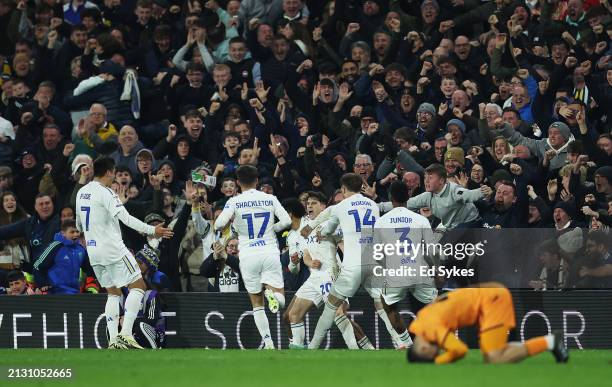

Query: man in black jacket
0 193 60 271
481 178 529 229
200 238 244 292
143 180 193 291
52 24 86 85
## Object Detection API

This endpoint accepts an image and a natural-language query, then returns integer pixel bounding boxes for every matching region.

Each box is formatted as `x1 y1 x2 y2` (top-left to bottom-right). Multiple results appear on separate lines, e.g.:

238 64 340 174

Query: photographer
199 238 244 292
180 181 214 292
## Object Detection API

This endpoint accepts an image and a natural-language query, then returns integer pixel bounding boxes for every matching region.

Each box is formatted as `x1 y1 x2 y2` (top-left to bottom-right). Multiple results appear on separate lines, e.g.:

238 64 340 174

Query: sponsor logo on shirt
248 240 266 247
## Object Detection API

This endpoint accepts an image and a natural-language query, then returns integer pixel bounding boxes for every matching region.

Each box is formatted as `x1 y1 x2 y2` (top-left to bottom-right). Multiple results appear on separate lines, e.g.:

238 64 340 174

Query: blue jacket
33 232 91 294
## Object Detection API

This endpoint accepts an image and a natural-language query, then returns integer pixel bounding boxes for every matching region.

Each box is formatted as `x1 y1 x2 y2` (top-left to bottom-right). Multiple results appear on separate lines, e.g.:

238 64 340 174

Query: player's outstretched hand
154 224 174 239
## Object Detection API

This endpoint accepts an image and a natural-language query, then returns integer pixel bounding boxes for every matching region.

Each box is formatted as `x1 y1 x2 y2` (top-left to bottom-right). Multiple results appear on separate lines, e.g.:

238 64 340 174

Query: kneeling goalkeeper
407 283 569 364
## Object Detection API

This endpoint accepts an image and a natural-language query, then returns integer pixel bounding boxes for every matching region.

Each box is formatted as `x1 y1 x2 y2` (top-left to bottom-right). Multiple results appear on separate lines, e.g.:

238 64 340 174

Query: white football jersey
287 217 309 260
304 220 340 276
214 189 291 255
76 181 155 266
374 206 435 285
321 193 379 267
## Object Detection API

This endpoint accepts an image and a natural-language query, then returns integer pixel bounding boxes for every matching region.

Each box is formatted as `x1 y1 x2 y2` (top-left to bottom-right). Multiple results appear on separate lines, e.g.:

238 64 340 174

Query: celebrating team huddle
81 161 568 363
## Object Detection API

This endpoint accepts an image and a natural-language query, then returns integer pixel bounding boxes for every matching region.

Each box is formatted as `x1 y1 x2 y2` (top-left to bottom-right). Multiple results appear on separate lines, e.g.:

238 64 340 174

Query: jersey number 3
242 212 271 239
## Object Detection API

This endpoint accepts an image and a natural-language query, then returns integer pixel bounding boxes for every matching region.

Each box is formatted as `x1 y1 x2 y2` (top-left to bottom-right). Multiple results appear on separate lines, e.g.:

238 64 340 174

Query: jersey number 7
242 212 271 239
348 209 375 232
80 206 91 231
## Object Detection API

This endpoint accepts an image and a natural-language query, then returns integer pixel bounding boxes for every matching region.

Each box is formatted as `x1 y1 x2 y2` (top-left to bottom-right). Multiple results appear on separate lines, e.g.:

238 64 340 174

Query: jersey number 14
348 209 375 232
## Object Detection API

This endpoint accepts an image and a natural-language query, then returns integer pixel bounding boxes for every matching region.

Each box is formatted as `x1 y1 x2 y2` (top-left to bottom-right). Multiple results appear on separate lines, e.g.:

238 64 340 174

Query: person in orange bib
407 283 569 364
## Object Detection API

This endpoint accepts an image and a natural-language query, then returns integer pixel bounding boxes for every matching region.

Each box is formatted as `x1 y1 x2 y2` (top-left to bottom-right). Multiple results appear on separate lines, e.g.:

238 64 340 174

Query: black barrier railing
1 291 611 349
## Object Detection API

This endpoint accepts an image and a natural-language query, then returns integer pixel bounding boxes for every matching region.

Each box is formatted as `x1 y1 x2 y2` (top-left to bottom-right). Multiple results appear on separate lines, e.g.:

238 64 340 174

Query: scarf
120 69 141 119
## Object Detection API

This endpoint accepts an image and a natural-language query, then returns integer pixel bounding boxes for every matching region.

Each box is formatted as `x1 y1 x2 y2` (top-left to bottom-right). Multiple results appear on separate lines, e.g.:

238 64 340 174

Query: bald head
452 89 470 110
118 125 138 152
402 171 421 194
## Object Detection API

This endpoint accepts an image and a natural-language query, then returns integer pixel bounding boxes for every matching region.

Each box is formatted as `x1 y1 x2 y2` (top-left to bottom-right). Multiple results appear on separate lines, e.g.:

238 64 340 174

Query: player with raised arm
300 195 398 349
214 165 291 349
284 193 372 350
308 173 380 349
374 181 438 349
76 157 173 349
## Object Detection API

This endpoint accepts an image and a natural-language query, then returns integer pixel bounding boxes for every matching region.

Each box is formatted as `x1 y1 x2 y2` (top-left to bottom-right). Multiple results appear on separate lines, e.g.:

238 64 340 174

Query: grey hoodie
378 182 484 229
490 123 573 170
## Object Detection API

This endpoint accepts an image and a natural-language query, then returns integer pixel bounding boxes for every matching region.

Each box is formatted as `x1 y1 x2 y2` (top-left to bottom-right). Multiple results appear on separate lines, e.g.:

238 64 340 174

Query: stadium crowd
0 0 611 295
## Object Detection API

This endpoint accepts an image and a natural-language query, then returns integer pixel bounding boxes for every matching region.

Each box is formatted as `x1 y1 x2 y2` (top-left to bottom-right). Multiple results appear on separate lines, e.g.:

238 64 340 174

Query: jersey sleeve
115 201 156 236
407 192 430 210
287 233 298 256
214 197 235 231
272 196 291 233
310 206 333 228
434 333 469 364
104 188 125 218
451 185 484 204
320 205 340 236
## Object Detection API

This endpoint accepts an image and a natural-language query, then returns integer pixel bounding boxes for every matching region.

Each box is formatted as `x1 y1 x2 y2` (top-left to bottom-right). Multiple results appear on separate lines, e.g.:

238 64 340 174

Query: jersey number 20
242 212 271 239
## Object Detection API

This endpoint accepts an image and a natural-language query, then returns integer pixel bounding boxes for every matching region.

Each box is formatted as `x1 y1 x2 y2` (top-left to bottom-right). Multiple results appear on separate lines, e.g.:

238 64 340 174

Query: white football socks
253 306 274 348
120 288 145 337
290 322 305 346
397 330 414 348
357 336 375 350
308 300 338 349
376 309 400 345
334 315 359 349
105 294 121 343
545 334 555 350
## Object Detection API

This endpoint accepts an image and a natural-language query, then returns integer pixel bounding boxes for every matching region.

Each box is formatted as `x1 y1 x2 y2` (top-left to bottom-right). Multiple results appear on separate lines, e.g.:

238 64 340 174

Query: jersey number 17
242 212 271 239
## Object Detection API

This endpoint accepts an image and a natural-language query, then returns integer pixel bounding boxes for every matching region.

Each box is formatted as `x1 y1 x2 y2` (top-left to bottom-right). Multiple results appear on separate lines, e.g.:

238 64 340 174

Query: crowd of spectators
0 0 611 294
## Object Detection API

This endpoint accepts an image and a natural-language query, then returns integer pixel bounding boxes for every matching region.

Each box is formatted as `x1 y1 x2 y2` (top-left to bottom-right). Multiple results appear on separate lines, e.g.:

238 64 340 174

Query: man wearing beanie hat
135 244 170 291
445 118 476 151
444 147 464 175
490 120 574 170
553 201 582 232
416 103 436 145
121 246 168 348
557 227 583 256
489 169 512 188
594 166 612 196
418 102 436 116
